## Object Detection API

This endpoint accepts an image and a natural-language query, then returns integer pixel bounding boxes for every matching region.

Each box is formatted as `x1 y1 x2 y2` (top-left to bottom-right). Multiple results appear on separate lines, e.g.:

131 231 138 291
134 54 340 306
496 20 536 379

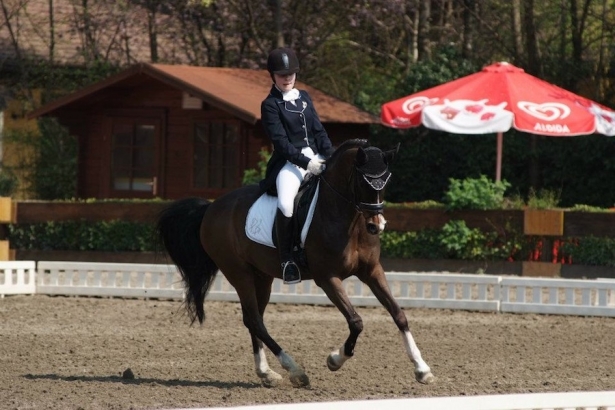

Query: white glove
307 158 326 175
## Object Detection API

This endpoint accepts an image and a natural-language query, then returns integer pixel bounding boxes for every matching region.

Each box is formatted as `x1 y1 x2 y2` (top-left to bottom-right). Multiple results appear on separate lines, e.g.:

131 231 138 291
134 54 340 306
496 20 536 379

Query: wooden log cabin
29 63 378 200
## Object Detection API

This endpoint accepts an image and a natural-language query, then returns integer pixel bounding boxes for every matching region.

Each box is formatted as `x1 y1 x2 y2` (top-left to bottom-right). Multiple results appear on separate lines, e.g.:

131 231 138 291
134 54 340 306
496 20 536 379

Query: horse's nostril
367 224 379 235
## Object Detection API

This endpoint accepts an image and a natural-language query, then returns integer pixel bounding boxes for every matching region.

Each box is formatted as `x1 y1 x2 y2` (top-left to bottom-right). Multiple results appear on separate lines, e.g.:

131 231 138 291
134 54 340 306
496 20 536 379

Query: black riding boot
275 209 301 284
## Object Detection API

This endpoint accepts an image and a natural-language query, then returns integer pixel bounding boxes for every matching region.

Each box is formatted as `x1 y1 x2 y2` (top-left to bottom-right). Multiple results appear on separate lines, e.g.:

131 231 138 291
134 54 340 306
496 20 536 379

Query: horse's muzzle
366 214 386 235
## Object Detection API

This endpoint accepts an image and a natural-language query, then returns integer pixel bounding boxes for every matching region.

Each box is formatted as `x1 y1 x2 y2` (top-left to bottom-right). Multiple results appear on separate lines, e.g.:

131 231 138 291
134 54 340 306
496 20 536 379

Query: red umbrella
381 61 615 181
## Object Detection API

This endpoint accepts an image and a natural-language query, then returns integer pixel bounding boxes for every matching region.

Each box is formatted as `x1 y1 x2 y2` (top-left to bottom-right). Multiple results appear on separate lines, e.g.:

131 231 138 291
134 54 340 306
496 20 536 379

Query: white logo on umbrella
402 96 437 114
517 102 570 121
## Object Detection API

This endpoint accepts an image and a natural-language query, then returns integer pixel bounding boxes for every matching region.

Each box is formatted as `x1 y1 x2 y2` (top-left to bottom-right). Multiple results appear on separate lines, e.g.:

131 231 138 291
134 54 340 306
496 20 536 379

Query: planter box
13 201 170 223
524 209 564 236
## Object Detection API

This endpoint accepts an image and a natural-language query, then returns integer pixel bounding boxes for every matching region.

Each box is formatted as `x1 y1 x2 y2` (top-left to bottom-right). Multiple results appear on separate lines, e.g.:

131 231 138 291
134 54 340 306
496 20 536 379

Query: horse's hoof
289 371 310 388
260 371 283 388
326 354 343 371
415 370 435 384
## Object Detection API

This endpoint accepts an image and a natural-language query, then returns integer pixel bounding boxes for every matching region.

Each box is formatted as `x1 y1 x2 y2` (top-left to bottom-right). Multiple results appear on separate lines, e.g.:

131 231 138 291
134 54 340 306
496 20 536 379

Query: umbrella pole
496 132 503 182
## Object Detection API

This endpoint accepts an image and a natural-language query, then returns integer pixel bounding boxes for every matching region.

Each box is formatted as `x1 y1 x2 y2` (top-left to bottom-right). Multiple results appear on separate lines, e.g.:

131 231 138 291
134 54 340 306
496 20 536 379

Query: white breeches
276 147 323 217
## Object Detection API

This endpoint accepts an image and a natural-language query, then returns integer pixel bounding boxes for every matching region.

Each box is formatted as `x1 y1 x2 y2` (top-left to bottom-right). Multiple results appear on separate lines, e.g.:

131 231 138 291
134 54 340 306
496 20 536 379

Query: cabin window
192 121 240 189
111 121 158 194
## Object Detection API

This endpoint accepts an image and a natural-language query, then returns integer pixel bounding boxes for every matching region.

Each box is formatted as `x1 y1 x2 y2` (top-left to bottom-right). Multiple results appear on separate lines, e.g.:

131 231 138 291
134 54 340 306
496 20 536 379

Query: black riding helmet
267 47 300 77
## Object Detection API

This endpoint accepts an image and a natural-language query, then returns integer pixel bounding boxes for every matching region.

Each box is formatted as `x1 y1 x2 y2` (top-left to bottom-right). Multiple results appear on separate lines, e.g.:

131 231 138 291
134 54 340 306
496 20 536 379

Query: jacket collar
269 84 283 100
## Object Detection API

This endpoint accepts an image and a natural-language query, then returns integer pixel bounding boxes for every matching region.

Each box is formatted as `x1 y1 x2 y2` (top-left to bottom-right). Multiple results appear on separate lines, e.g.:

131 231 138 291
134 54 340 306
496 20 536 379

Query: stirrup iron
282 260 301 284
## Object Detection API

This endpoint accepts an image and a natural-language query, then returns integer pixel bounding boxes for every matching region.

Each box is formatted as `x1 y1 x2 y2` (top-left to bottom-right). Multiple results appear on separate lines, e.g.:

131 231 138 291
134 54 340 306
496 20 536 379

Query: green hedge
8 218 615 267
8 220 157 252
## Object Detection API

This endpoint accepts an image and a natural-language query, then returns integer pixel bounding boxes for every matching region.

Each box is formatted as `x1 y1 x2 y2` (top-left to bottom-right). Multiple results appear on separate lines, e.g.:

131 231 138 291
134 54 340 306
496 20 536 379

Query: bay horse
156 139 434 387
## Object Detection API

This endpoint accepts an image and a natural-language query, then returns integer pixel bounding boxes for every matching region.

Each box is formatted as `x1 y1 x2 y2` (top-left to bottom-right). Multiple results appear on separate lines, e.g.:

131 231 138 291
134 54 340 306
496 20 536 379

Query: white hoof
326 348 350 371
258 370 283 388
415 370 435 384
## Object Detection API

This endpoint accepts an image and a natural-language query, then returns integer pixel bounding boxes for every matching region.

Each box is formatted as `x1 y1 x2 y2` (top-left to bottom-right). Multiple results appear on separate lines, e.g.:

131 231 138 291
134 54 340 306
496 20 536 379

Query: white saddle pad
245 183 319 248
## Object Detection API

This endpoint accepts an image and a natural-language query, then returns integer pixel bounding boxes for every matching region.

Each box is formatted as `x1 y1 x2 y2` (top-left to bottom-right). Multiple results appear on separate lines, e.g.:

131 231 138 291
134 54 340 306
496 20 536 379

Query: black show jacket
259 85 333 194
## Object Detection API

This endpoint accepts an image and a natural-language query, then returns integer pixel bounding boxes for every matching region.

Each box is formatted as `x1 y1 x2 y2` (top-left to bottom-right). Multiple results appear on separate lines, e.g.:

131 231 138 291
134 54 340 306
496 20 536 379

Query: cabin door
106 115 162 198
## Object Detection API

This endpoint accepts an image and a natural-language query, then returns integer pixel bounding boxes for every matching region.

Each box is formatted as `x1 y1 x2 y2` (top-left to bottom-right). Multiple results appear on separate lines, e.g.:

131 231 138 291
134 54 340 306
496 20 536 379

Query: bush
242 148 271 185
560 237 615 267
381 220 524 261
0 168 18 196
33 118 77 199
443 175 511 210
7 220 156 252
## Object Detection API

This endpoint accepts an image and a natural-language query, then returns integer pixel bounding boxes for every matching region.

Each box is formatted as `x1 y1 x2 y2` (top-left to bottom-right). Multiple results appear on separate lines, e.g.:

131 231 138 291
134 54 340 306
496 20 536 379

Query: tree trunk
461 0 475 59
417 0 431 61
146 2 158 63
48 0 55 64
270 0 284 48
511 0 523 64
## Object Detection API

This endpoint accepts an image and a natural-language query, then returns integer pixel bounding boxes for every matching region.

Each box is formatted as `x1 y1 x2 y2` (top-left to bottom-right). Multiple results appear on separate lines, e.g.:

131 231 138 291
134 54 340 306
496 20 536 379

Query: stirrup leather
281 260 301 284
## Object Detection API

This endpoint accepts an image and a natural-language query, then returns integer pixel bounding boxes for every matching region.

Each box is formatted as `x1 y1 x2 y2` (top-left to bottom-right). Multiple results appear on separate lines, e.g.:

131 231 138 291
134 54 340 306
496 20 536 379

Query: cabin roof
29 63 379 125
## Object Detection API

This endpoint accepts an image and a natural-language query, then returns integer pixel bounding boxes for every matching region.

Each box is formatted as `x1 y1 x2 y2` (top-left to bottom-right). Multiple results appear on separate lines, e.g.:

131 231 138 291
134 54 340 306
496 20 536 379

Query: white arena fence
1 261 615 318
168 391 615 410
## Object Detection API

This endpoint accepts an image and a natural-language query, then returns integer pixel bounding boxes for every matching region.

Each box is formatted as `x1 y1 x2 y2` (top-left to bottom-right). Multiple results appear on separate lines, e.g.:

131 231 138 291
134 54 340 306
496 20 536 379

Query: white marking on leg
254 346 271 377
254 346 282 386
401 330 430 373
327 344 351 371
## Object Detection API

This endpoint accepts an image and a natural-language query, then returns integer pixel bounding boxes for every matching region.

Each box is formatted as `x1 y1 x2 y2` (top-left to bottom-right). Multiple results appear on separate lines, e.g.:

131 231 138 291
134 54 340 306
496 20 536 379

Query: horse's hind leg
365 266 435 384
232 271 309 388
248 275 283 387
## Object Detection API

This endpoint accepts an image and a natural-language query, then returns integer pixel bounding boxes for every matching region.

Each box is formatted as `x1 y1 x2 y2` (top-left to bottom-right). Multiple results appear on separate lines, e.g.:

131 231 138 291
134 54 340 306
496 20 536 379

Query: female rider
260 47 334 284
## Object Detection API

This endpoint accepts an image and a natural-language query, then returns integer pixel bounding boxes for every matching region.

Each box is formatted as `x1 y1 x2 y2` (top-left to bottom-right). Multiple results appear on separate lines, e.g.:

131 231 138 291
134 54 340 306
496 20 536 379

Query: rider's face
274 73 296 92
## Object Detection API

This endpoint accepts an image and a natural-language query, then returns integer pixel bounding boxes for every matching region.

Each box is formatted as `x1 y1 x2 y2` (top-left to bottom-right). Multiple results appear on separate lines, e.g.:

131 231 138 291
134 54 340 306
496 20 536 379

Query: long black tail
156 197 217 325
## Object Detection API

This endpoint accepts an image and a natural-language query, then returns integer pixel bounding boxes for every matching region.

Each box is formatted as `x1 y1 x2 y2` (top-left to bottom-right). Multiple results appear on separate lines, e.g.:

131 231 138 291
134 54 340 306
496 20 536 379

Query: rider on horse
260 47 334 284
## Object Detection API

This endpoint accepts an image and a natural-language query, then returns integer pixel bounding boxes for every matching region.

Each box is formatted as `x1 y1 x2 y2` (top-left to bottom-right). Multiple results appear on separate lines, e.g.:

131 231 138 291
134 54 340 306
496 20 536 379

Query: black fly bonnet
355 146 392 192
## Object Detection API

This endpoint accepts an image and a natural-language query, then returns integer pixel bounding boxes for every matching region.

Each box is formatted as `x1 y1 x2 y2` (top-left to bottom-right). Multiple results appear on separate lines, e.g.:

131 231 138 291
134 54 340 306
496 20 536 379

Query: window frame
103 109 165 199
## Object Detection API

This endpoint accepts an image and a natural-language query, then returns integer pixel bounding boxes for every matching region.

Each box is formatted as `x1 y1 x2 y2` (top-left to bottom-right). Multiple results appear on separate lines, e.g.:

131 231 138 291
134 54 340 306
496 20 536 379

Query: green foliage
526 187 560 209
33 118 77 199
7 220 156 252
379 229 446 259
385 200 445 209
568 204 610 212
0 168 18 196
443 175 511 210
4 59 122 97
2 117 77 199
380 220 523 261
242 148 271 186
400 46 478 95
560 237 615 267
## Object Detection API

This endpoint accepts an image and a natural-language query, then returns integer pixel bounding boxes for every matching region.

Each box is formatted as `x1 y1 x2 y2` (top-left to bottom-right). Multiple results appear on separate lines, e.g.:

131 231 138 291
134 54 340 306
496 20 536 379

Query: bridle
320 163 391 218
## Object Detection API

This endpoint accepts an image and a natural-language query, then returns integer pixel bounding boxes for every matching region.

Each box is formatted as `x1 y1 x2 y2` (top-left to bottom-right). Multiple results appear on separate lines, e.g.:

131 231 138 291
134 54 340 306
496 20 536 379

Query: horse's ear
356 147 369 166
384 143 400 164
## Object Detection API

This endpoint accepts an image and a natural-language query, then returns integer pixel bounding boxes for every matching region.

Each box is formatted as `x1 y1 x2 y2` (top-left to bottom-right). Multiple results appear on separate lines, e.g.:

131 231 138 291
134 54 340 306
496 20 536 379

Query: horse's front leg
365 266 435 384
317 276 363 371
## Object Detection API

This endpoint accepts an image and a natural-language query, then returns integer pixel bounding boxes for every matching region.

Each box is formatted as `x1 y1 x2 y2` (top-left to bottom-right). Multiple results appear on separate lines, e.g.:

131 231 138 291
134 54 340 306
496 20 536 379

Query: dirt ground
1 295 615 410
